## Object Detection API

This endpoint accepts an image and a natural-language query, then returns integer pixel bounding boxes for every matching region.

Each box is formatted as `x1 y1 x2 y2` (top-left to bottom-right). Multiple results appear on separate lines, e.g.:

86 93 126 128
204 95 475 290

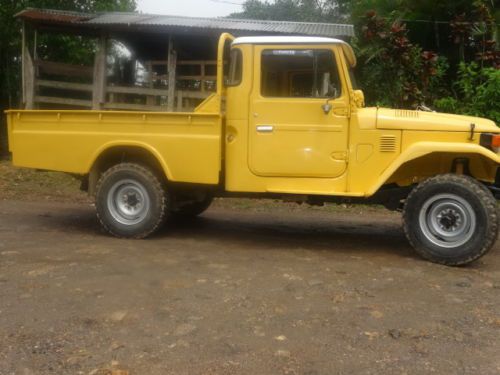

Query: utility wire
395 18 496 26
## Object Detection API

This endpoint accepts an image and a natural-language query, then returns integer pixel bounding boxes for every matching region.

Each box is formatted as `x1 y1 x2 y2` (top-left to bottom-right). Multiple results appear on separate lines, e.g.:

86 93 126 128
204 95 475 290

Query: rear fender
87 141 172 179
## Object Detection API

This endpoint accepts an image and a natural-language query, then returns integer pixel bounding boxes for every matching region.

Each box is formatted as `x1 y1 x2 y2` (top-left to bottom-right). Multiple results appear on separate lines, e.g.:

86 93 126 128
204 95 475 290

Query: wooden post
33 29 38 60
92 34 107 110
167 36 177 111
21 21 35 109
146 61 155 106
23 46 35 109
21 21 26 106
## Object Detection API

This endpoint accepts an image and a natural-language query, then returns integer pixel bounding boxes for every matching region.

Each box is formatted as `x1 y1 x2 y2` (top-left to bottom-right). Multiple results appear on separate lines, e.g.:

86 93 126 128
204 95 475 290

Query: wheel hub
437 209 462 231
418 194 476 249
107 179 151 225
123 191 140 209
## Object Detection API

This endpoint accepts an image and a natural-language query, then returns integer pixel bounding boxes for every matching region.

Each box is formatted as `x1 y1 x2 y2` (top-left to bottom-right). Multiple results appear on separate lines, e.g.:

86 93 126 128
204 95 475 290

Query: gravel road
0 200 499 375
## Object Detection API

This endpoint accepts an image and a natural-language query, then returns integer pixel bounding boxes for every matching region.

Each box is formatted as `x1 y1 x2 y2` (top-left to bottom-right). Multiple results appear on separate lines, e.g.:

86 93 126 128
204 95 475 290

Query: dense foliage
434 63 500 123
231 0 351 22
354 11 442 108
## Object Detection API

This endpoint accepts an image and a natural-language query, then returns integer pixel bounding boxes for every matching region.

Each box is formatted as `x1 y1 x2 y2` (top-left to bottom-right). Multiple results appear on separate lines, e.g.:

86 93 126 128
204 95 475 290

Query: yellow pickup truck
5 34 500 265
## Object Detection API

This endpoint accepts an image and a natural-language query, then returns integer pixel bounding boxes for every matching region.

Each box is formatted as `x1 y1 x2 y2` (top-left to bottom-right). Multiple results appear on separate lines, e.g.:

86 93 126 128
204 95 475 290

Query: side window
226 48 243 86
261 49 341 99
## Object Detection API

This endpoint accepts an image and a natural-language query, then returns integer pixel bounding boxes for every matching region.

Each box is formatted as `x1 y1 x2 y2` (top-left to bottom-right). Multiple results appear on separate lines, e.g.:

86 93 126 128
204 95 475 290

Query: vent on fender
395 109 419 118
380 135 397 152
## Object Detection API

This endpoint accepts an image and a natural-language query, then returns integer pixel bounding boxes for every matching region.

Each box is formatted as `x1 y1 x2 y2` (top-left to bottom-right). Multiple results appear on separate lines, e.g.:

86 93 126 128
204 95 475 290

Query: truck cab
6 34 500 266
225 37 353 195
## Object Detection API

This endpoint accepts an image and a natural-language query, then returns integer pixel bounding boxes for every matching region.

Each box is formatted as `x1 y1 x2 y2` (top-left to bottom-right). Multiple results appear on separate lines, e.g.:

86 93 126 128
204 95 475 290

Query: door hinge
332 107 349 116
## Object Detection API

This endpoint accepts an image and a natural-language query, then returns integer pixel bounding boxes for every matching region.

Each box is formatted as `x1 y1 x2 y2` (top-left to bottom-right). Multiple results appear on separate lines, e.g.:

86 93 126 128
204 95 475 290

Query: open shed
16 8 354 112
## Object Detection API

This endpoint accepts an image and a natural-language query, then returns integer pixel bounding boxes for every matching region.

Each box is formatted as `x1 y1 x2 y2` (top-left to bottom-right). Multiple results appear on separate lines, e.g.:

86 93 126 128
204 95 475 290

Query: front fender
367 142 500 196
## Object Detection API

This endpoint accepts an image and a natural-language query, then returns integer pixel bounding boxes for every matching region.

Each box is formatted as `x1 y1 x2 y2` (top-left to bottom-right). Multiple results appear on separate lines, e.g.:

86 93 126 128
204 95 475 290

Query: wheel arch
86 142 172 195
367 142 500 196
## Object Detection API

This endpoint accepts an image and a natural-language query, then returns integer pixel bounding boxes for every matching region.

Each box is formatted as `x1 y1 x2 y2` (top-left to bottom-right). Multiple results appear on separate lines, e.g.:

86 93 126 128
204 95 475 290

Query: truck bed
6 110 222 185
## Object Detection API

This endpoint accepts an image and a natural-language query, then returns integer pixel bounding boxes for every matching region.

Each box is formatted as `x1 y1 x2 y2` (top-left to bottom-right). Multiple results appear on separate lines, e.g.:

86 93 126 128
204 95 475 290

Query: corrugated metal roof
16 8 354 38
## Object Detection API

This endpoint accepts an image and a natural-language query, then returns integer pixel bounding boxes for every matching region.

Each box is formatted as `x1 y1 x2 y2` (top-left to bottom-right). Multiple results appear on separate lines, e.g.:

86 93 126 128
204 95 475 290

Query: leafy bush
434 63 500 123
354 11 440 109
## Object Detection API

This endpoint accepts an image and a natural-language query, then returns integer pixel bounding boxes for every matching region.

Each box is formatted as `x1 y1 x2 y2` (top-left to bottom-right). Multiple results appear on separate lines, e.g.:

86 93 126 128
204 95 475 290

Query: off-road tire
169 194 213 218
403 174 498 266
95 163 167 238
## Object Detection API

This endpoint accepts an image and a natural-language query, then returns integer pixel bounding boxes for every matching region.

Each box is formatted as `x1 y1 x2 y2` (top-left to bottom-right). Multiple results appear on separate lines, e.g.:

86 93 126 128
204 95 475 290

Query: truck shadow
156 210 416 260
36 204 416 260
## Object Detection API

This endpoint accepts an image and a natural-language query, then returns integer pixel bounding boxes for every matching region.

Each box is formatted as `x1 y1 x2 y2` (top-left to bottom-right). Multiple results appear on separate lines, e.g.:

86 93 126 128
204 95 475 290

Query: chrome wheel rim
418 193 476 248
107 179 150 225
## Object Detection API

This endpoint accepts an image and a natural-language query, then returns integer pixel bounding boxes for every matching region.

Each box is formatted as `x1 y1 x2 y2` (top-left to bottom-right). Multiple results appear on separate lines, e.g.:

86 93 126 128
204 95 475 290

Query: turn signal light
491 135 500 148
480 133 500 153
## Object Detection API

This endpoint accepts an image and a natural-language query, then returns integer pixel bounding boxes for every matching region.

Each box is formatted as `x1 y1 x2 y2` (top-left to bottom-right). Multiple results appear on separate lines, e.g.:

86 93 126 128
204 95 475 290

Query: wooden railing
32 59 216 111
35 60 93 79
34 61 94 108
36 78 93 108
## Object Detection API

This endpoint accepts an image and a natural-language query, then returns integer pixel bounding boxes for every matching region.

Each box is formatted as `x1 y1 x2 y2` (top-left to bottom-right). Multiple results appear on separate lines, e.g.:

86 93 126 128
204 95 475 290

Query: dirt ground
0 163 500 375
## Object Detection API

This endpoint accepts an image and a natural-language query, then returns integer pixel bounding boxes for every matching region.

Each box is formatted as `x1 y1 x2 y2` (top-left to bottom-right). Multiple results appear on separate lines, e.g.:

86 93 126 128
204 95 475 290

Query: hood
376 108 499 133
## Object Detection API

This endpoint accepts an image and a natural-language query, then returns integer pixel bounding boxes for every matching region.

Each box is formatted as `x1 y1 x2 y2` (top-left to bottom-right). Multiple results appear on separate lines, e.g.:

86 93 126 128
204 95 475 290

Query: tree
348 0 499 118
350 0 499 66
0 0 137 156
354 11 443 108
230 0 350 23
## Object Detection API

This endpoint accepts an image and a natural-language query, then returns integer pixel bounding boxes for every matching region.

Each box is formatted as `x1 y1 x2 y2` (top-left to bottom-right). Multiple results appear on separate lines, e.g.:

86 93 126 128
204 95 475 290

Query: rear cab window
226 48 243 86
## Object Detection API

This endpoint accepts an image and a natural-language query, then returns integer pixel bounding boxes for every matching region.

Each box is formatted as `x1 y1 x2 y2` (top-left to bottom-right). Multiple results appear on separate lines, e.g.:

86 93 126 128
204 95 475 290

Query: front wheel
95 163 167 238
403 174 498 266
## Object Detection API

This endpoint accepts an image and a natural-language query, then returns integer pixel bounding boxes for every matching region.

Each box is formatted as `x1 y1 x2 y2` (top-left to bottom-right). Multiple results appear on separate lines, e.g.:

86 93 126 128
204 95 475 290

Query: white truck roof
232 36 356 67
232 36 344 45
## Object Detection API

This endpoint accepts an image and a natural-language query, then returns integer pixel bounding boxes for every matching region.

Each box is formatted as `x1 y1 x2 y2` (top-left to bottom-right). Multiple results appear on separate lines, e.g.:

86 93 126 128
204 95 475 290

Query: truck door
248 46 349 178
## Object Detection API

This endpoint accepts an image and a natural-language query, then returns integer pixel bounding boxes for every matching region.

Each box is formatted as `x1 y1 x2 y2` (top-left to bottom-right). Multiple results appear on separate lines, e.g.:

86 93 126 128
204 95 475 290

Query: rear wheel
403 174 498 266
96 163 167 238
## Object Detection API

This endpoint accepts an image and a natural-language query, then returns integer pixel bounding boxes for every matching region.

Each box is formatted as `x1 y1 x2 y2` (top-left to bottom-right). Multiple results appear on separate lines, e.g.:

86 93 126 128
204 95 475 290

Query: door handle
256 125 274 133
332 106 349 116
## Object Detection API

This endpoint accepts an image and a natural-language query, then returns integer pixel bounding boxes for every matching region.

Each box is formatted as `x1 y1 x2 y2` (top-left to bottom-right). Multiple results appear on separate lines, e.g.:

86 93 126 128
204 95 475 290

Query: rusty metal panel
15 8 92 23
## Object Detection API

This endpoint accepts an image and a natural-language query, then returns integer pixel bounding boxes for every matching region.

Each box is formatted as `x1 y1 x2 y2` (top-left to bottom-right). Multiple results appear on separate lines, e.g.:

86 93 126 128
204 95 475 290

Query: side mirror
322 102 333 114
352 90 365 108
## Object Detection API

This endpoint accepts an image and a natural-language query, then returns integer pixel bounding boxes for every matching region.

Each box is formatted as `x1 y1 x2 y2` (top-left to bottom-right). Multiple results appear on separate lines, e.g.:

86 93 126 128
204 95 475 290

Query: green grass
0 160 89 202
